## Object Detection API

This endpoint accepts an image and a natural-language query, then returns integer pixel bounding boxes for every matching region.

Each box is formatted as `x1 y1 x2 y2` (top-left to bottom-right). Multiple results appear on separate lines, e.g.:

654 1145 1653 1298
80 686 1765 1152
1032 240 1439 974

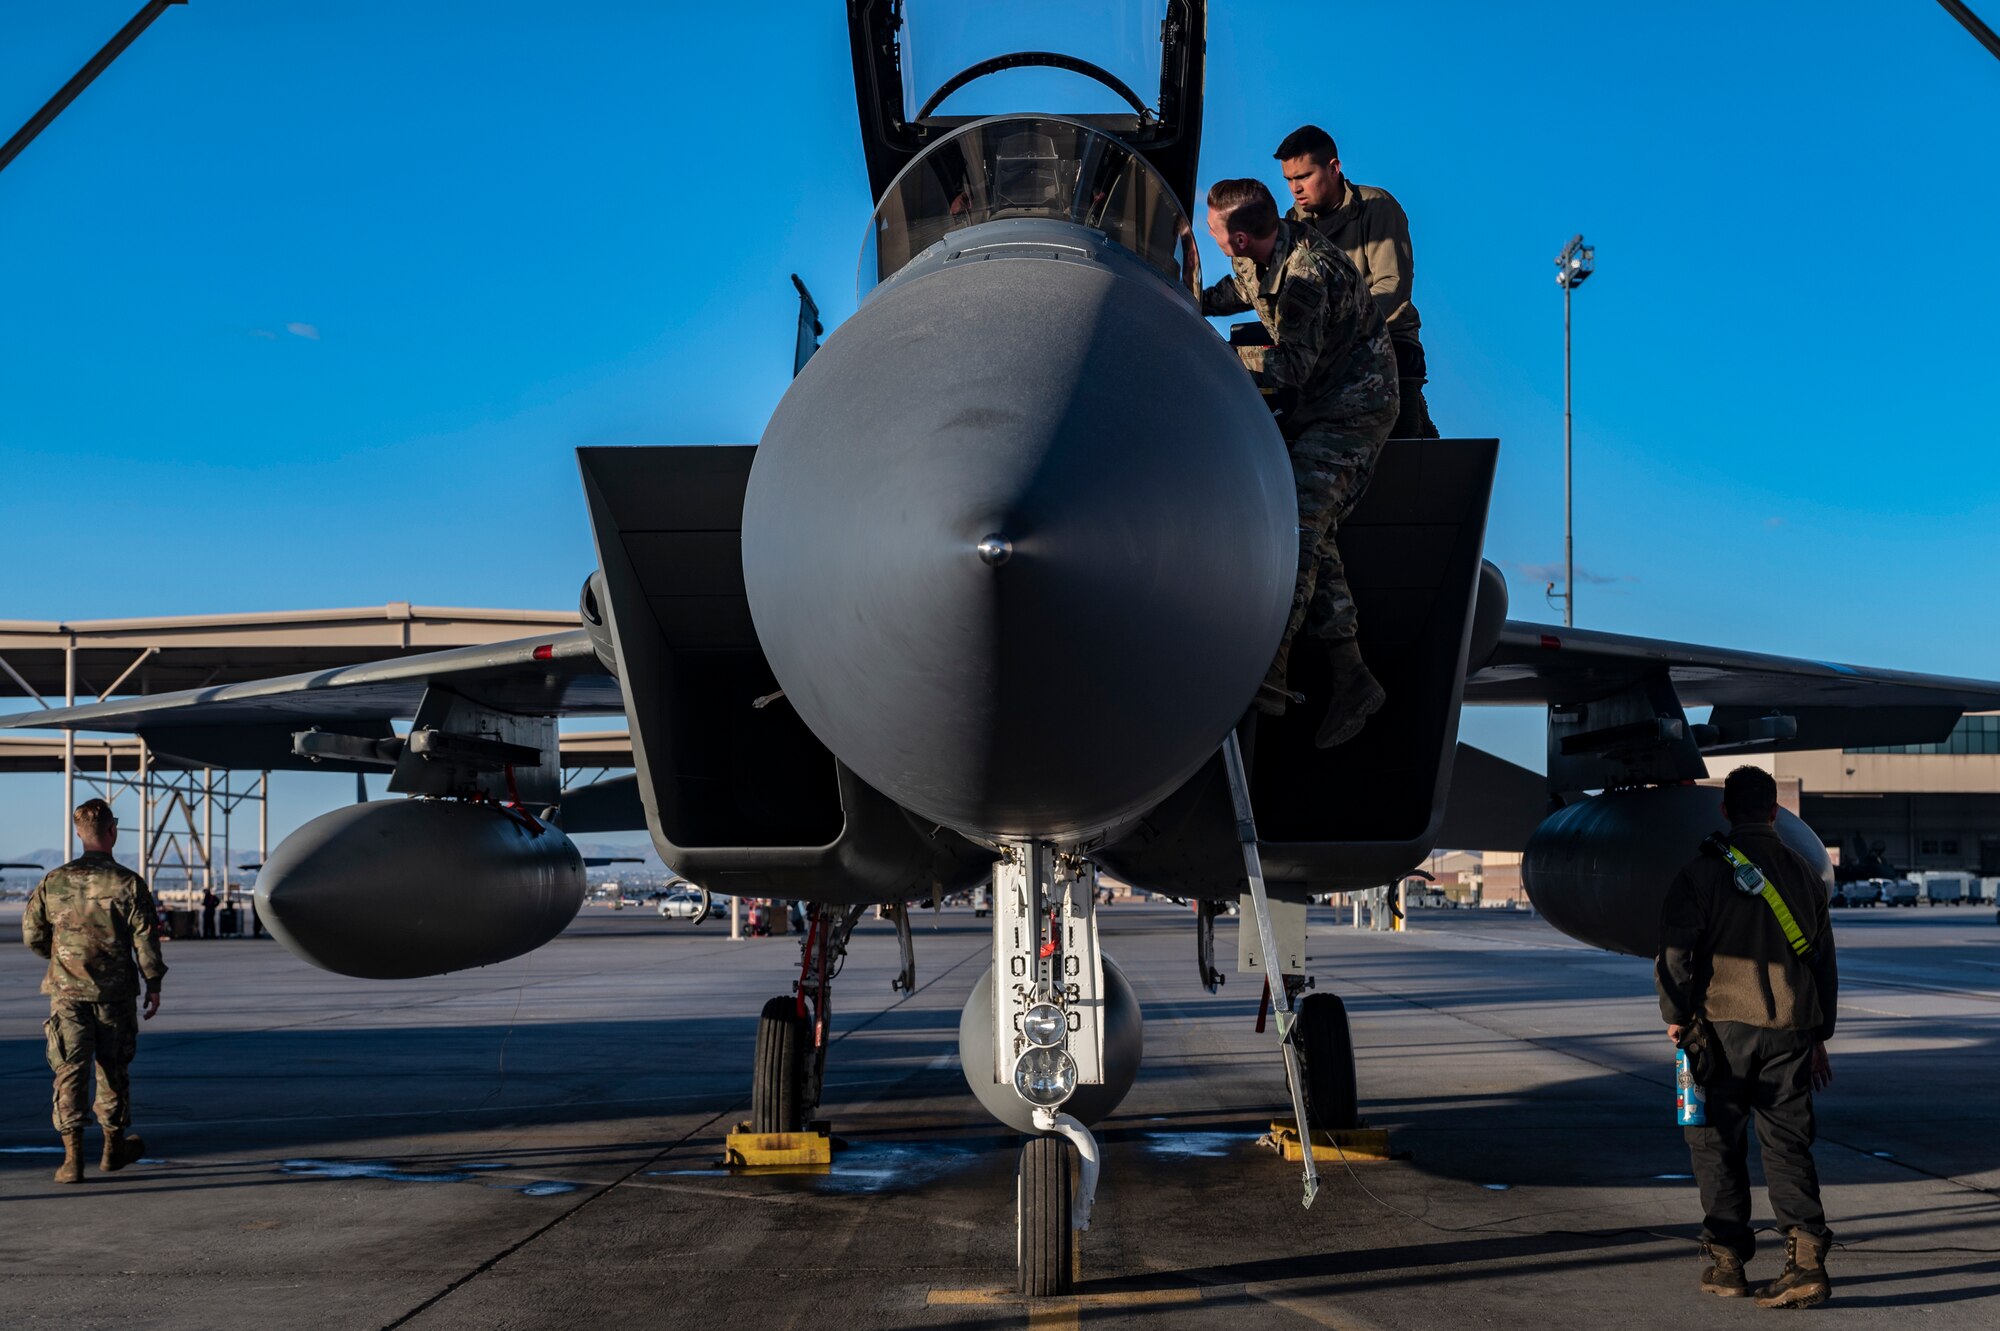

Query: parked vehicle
1879 877 1920 907
973 885 991 918
657 885 708 920
1830 881 1879 908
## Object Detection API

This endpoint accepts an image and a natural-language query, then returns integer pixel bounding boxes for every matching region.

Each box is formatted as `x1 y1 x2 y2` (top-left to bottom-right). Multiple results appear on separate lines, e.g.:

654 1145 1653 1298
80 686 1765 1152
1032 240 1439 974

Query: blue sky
1 2 1996 857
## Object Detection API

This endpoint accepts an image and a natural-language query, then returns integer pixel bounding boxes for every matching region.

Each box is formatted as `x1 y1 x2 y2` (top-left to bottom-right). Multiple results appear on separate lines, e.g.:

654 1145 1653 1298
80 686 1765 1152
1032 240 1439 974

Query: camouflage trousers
45 997 139 1133
1281 420 1391 658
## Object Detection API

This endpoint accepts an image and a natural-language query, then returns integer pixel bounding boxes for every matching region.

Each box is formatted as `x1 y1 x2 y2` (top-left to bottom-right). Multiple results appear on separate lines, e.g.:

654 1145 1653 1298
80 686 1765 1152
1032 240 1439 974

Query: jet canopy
847 1 1206 221
894 0 1169 122
860 115 1199 299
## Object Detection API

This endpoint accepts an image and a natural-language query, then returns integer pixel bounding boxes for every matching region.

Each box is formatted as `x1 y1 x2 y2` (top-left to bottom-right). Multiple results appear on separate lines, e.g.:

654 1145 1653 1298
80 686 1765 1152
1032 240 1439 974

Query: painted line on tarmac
377 932 994 1330
0 952 701 1081
1845 970 2000 1003
927 1281 1373 1330
134 1089 742 1129
1338 970 2000 1207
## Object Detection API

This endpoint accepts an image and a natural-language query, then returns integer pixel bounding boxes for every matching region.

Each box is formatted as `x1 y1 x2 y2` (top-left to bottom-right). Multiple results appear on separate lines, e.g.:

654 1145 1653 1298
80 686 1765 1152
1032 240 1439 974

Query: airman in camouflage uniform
23 799 166 1184
1202 178 1397 747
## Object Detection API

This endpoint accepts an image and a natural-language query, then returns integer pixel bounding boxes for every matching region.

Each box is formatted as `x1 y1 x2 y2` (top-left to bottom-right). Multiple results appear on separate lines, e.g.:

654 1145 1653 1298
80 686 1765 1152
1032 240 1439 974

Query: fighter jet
9 1 2000 1295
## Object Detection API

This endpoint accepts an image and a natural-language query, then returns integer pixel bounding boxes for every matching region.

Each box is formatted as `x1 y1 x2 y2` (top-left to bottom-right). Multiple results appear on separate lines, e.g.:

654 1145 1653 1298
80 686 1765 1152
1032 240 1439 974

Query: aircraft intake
742 220 1297 843
255 799 585 979
1522 785 1834 957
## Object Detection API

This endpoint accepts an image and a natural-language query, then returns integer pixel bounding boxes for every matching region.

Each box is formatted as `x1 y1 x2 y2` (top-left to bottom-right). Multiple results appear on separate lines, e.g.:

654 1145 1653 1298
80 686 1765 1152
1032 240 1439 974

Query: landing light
1014 1047 1077 1107
1022 1002 1066 1049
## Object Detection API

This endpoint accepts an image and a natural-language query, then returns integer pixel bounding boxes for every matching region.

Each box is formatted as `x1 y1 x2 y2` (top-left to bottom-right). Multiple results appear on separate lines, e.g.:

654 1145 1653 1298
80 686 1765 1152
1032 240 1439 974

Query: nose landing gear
1016 1134 1073 1296
987 842 1113 1296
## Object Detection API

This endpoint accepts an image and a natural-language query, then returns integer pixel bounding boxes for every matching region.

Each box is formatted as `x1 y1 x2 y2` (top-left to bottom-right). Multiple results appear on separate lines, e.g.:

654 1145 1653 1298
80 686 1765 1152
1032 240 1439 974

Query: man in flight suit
1275 125 1437 439
1200 178 1398 747
23 798 167 1184
1657 766 1838 1308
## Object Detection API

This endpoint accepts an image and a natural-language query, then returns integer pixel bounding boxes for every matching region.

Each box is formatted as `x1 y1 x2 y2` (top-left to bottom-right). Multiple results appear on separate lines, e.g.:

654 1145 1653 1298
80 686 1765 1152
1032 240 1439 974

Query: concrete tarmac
3 899 1998 1328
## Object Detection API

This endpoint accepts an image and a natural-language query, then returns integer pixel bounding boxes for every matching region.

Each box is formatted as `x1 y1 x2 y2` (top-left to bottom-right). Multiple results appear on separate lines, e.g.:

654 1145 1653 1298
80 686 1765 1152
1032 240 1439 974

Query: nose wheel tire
752 996 809 1132
1297 991 1359 1131
1016 1134 1076 1296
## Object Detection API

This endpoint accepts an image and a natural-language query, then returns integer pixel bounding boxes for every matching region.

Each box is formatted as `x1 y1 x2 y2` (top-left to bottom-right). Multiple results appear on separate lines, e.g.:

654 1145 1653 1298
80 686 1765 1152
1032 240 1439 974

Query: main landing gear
1297 991 1358 1131
750 902 864 1133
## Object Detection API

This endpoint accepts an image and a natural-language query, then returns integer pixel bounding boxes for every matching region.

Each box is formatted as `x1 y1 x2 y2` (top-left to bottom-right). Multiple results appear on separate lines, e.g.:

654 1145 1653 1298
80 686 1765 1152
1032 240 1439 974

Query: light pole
1553 234 1595 628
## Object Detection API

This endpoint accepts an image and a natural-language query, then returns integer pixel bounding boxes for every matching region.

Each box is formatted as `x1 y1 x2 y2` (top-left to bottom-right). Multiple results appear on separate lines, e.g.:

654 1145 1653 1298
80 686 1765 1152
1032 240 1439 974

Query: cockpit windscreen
860 116 1199 299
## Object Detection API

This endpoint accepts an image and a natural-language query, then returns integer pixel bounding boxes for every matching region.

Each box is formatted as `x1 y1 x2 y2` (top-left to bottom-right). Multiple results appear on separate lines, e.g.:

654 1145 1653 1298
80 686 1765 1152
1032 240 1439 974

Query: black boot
1756 1230 1831 1308
1315 638 1385 749
1253 641 1298 717
1699 1241 1751 1297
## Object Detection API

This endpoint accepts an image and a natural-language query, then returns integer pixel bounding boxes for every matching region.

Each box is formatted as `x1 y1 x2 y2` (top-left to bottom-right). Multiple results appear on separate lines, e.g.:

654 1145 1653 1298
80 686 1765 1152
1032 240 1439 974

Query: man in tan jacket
1275 125 1437 440
1657 766 1837 1309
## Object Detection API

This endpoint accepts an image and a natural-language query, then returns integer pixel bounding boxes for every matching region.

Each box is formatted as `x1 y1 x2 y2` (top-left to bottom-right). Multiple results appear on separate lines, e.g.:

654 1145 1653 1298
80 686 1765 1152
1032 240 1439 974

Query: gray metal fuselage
744 216 1296 850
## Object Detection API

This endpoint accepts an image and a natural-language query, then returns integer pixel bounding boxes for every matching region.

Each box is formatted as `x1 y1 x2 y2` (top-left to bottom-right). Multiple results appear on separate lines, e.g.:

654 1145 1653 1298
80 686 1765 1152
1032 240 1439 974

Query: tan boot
1699 1241 1751 1297
54 1131 85 1185
1314 638 1386 749
101 1129 146 1172
1755 1230 1831 1309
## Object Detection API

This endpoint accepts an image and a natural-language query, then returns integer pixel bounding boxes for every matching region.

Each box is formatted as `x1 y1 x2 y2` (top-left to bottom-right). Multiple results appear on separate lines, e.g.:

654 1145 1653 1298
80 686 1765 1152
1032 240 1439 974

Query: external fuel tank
1522 785 1834 958
256 799 585 979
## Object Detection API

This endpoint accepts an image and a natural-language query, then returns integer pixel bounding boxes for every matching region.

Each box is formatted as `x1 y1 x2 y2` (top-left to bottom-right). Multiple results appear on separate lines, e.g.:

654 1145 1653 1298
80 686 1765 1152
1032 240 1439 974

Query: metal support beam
1939 0 2000 62
202 767 214 895
100 646 158 699
63 642 76 858
0 653 50 708
0 1 189 178
138 742 150 881
1220 731 1318 1208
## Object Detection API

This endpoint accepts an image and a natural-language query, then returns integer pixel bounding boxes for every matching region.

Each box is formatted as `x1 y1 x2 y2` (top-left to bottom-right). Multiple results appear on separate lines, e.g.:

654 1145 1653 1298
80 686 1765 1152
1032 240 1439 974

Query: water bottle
1676 1047 1706 1126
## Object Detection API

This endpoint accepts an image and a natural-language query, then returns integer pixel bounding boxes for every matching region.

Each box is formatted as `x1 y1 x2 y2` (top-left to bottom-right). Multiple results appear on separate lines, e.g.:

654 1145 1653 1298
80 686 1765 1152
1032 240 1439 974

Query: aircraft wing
1466 619 2000 758
1469 621 2000 710
0 631 623 769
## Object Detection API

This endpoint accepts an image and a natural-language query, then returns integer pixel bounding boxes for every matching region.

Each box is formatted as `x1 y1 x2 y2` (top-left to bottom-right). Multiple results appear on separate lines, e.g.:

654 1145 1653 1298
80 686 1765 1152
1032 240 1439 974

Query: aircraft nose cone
742 246 1296 841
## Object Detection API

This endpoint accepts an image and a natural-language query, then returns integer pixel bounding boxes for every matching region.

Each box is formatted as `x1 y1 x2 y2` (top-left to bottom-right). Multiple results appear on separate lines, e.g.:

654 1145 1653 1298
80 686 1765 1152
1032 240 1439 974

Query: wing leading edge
1470 620 2000 713
0 631 624 771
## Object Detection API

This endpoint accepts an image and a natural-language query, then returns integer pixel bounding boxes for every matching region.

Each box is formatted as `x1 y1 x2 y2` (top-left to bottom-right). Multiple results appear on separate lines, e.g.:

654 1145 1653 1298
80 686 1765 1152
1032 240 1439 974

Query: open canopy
846 0 1206 214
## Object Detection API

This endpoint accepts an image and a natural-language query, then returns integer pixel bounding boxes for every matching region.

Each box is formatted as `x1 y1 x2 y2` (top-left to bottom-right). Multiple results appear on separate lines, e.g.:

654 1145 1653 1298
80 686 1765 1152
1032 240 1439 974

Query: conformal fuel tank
1523 785 1833 957
256 799 585 979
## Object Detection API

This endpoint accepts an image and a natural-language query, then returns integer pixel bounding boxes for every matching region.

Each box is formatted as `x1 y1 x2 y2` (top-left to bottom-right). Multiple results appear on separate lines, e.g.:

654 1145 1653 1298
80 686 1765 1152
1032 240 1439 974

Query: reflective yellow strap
1725 845 1813 958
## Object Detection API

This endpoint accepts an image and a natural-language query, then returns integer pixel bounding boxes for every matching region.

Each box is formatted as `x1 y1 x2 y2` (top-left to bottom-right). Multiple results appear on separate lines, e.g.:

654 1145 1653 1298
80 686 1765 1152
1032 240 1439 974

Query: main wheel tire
1298 991 1360 1131
751 995 808 1132
1016 1135 1074 1297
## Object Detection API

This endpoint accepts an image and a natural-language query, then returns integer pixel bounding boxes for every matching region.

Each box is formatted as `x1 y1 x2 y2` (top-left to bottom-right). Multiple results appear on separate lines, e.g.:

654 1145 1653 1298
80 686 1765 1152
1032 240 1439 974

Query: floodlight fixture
1555 234 1596 290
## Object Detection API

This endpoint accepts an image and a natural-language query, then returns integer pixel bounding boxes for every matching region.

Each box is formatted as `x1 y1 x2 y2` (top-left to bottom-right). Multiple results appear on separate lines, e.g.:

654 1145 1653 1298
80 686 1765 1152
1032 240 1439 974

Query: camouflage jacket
1289 178 1422 346
22 852 167 1001
1200 219 1397 438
